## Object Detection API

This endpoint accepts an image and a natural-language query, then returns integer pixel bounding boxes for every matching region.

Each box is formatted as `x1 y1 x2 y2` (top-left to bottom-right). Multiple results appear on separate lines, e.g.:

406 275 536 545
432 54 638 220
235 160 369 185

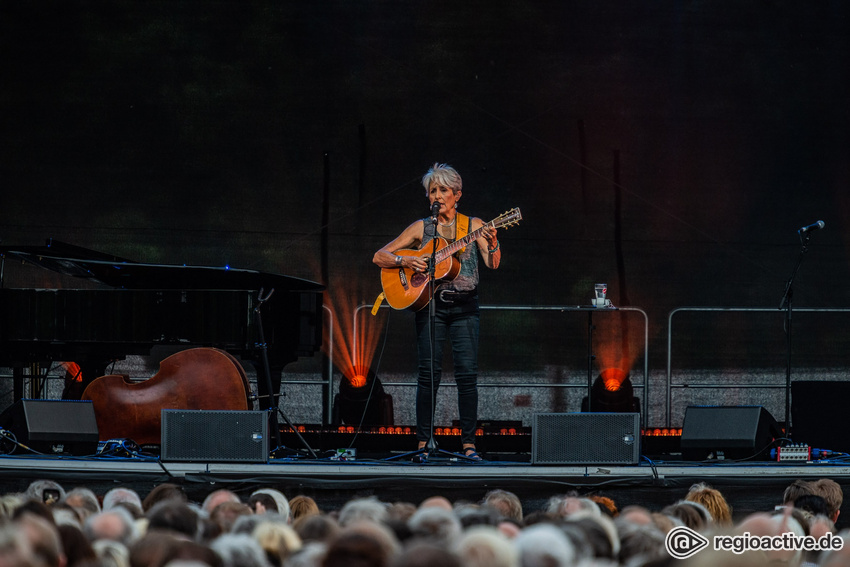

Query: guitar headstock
492 207 522 230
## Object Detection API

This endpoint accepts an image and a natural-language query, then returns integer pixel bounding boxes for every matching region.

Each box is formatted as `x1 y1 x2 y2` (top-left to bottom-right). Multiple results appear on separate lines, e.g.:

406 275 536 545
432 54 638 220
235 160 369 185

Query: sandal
463 447 484 462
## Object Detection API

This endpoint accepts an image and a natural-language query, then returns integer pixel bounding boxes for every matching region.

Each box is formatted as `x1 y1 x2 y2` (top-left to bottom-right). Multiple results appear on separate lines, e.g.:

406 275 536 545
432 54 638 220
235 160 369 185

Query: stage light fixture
333 367 394 426
582 368 641 413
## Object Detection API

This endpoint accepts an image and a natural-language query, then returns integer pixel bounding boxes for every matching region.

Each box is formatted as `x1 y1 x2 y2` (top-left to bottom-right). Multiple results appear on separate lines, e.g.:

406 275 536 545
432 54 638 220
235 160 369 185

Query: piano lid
1 240 324 292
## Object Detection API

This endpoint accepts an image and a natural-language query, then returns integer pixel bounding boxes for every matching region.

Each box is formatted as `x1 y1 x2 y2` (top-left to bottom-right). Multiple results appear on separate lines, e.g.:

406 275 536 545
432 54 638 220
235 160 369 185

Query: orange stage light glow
61 361 83 382
600 367 628 391
591 309 643 389
321 283 388 389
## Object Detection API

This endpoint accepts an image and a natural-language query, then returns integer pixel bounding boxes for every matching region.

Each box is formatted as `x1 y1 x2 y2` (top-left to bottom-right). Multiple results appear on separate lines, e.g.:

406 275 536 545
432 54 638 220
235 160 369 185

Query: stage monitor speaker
0 399 99 456
792 381 850 454
161 409 268 463
680 405 779 461
532 412 640 465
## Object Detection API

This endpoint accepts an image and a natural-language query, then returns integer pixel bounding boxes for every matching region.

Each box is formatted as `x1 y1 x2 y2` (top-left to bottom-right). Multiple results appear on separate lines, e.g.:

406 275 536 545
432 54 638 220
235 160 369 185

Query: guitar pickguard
410 272 428 287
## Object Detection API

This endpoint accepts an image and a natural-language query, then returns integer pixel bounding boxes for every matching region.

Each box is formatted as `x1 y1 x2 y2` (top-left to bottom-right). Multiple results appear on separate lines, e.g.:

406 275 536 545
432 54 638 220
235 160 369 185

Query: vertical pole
613 150 631 364
320 152 331 427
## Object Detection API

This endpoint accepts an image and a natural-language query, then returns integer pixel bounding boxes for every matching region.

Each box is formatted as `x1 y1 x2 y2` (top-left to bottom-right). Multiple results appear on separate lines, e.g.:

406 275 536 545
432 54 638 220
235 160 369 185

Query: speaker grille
532 412 640 465
161 410 268 463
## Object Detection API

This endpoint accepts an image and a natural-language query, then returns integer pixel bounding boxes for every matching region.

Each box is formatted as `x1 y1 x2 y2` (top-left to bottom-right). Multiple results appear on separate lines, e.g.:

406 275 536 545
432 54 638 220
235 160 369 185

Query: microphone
430 201 441 220
798 220 825 233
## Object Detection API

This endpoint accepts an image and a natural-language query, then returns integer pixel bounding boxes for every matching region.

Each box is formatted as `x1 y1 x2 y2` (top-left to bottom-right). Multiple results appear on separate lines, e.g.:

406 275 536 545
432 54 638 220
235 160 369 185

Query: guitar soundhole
411 273 428 287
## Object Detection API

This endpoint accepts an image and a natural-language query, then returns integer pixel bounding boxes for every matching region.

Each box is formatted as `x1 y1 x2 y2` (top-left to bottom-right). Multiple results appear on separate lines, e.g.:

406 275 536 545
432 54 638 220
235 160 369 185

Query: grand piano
0 240 324 409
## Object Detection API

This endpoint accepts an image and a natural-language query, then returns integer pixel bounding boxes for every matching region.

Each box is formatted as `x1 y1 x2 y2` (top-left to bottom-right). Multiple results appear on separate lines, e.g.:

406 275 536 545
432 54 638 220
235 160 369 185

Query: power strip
776 445 811 462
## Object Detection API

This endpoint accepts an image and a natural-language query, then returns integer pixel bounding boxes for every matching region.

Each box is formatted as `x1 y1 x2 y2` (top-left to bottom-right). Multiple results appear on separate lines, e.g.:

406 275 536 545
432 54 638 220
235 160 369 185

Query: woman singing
373 163 501 462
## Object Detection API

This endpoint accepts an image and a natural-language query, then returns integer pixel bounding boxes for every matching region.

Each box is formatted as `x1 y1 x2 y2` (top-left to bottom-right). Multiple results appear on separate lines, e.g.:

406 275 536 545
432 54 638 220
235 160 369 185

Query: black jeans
414 297 480 445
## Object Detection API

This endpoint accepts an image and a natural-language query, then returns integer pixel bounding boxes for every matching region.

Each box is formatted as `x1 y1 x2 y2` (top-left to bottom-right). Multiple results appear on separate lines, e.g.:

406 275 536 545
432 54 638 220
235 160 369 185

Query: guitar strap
371 291 385 316
456 213 469 253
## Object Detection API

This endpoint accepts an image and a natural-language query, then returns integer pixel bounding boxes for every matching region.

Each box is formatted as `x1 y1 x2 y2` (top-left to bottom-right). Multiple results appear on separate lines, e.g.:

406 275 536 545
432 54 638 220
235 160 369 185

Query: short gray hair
337 498 388 527
421 163 462 196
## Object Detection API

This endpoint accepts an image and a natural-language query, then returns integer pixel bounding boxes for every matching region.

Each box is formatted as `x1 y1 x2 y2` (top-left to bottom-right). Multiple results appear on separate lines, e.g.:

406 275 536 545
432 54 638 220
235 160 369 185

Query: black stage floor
3 451 850 529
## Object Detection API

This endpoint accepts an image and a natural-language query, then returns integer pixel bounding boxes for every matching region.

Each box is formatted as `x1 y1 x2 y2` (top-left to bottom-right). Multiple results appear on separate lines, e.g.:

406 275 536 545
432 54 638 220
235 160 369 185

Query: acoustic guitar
381 208 522 311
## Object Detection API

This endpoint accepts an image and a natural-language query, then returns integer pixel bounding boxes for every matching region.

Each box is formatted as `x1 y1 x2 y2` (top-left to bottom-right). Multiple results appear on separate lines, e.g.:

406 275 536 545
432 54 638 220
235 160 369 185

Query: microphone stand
387 206 476 463
778 230 811 440
254 288 317 459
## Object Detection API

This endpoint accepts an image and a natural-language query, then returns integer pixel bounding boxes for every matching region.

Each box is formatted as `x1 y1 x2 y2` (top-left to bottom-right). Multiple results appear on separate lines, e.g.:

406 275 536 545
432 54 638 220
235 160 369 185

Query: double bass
82 348 251 446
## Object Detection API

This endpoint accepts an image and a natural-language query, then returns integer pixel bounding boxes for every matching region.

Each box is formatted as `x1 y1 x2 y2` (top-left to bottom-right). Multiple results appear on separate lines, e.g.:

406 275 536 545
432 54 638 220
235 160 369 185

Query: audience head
92 538 131 567
103 488 144 518
588 494 619 518
418 496 453 511
253 521 302 566
146 500 200 539
322 528 394 567
560 496 601 518
514 523 575 567
391 540 463 567
293 514 340 544
209 501 253 534
64 487 101 519
615 518 667 565
811 478 844 523
567 514 620 561
789 493 829 523
249 493 279 516
25 480 66 507
737 510 806 567
289 496 321 522
480 490 523 524
782 479 814 506
57 522 97 566
202 490 242 516
686 482 732 525
84 507 138 546
338 498 388 527
662 500 710 532
408 506 462 544
250 489 290 520
142 483 187 512
210 533 270 567
453 526 517 567
15 512 67 567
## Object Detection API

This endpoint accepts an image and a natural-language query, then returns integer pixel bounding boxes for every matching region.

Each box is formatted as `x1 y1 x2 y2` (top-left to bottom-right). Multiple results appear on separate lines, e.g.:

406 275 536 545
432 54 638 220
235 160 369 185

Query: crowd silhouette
0 477 847 567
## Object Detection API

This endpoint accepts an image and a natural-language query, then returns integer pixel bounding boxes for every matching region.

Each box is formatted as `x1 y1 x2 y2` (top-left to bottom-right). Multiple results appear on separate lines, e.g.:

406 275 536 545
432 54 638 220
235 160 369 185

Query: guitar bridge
398 268 409 290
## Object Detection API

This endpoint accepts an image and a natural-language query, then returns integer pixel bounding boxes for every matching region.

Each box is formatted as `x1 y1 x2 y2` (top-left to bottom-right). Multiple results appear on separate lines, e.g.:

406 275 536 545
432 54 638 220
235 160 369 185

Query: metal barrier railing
355 303 650 429
665 307 850 427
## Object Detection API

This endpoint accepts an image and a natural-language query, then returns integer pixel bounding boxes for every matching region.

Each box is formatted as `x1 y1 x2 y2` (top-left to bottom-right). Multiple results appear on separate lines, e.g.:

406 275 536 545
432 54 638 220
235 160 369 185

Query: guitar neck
437 223 491 261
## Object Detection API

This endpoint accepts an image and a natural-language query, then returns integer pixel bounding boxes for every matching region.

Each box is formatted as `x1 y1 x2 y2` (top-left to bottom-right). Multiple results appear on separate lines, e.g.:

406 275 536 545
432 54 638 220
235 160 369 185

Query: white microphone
798 220 825 233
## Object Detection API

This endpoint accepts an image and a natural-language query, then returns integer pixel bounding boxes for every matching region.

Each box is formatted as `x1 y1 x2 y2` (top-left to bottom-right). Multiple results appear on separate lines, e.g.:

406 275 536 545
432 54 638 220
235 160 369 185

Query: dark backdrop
3 1 850 379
